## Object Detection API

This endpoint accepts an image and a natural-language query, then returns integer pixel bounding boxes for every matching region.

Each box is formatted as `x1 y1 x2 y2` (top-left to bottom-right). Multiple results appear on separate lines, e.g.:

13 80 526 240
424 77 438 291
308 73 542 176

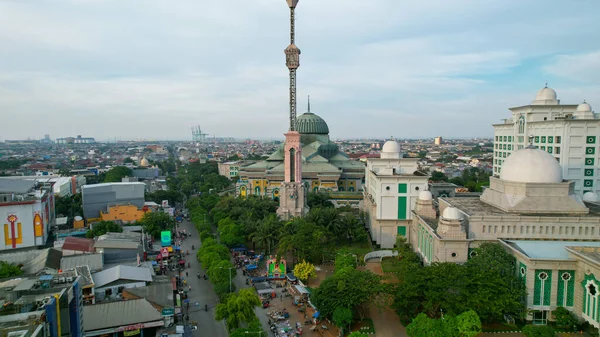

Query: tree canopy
293 260 317 285
103 166 133 183
138 212 176 238
311 268 386 319
86 221 123 238
0 261 23 278
215 288 262 330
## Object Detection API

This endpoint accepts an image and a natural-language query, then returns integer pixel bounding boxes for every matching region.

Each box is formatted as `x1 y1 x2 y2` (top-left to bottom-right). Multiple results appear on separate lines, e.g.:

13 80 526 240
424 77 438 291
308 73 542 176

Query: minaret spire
307 95 311 112
285 0 301 131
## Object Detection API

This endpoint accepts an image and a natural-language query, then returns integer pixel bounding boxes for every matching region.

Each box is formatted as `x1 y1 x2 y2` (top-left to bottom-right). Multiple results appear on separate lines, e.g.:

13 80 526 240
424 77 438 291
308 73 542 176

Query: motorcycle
192 245 195 250
203 275 207 280
205 304 208 312
197 273 200 279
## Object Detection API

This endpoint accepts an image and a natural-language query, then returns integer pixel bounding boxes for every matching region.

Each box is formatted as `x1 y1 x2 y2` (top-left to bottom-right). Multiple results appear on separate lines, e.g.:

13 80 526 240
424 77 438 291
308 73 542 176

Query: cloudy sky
0 0 599 141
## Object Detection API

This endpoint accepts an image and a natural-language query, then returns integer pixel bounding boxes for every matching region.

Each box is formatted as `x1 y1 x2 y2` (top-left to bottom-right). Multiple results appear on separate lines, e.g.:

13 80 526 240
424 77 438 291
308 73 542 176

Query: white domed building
408 147 600 328
362 139 429 248
493 85 599 197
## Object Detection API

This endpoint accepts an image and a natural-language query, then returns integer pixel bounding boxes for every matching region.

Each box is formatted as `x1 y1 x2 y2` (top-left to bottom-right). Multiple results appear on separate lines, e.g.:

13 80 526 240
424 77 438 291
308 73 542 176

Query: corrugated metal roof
61 254 103 271
62 236 95 253
92 265 152 288
0 179 36 193
12 279 37 291
83 298 162 332
94 240 139 250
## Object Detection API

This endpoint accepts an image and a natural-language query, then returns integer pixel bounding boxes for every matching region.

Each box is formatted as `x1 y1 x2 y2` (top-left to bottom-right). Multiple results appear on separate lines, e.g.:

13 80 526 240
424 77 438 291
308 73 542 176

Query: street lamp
219 266 235 293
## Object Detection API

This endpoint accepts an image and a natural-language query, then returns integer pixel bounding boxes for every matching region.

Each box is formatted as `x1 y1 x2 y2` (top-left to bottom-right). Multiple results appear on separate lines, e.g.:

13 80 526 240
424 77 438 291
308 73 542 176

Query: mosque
402 146 600 327
237 103 366 205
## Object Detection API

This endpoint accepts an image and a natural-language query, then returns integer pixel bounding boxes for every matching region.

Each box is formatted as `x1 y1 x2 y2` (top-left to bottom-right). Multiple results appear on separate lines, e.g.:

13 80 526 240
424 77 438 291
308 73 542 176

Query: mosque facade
362 140 429 248
493 86 599 196
406 146 600 327
237 108 365 203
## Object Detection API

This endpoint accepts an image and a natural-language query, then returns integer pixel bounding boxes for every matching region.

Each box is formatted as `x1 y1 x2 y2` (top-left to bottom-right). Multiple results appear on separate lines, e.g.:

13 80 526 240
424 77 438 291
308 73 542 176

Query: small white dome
382 140 401 153
442 207 462 220
577 102 592 112
501 147 563 183
583 192 599 203
419 190 433 201
536 86 557 101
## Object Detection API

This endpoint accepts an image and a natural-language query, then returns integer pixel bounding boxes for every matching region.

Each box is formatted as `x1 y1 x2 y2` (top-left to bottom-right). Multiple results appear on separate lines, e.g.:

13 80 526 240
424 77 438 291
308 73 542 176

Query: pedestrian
280 294 283 302
186 271 188 277
188 285 191 292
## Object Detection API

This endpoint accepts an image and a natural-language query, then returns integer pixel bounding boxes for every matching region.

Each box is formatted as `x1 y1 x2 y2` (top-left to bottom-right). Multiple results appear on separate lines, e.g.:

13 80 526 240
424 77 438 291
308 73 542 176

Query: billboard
161 231 172 247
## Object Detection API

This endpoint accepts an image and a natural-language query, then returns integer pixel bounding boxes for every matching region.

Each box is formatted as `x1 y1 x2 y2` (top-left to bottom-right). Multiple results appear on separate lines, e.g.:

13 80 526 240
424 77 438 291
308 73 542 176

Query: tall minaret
277 0 309 220
285 0 301 131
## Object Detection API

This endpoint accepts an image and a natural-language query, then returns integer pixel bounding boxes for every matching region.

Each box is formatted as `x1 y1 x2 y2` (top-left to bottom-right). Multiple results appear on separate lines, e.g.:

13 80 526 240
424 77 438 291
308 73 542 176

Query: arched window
518 116 525 134
254 186 261 195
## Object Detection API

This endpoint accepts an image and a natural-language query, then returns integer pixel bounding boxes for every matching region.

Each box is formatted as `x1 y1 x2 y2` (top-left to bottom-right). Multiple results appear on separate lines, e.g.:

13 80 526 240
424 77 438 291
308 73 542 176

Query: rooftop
83 298 163 332
92 265 152 288
442 196 600 218
505 240 600 260
0 179 36 194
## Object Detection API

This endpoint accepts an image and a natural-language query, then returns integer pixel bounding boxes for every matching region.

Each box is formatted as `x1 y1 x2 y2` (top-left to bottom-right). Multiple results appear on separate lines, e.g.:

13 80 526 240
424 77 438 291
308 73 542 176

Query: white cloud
0 0 599 140
543 51 600 84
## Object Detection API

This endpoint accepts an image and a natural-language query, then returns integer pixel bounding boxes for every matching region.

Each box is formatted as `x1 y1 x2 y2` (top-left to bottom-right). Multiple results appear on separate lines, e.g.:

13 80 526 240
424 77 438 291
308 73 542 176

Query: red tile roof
62 236 95 253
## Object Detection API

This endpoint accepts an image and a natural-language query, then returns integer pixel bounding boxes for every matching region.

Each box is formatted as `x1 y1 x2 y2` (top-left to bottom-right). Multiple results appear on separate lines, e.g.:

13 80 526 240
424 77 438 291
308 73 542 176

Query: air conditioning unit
66 277 74 283
58 277 66 283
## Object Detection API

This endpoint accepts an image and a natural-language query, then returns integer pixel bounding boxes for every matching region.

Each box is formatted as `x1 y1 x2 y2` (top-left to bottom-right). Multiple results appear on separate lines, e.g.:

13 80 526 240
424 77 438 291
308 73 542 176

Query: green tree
217 218 245 248
86 221 123 238
307 191 334 208
250 214 280 254
123 157 135 164
521 325 556 337
293 260 317 286
0 261 23 278
430 171 448 182
455 310 482 337
103 166 133 182
138 212 176 238
229 320 265 337
335 249 357 273
332 307 353 335
207 260 237 291
215 288 262 330
464 243 527 322
551 306 579 330
311 268 385 319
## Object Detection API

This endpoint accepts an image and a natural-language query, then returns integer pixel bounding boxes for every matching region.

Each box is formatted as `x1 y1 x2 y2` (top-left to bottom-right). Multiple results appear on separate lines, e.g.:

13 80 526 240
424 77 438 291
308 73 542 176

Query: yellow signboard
123 329 140 336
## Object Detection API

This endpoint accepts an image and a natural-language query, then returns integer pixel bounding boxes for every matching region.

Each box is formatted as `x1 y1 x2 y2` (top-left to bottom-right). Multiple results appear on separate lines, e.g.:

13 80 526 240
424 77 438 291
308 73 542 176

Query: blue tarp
151 261 158 265
246 265 257 270
286 273 297 281
39 275 53 281
313 311 320 318
232 247 246 252
251 277 267 283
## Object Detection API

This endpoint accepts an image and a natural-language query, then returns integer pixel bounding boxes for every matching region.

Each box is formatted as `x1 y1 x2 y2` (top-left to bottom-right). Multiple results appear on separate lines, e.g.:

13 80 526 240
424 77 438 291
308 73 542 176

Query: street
177 218 273 337
177 219 229 337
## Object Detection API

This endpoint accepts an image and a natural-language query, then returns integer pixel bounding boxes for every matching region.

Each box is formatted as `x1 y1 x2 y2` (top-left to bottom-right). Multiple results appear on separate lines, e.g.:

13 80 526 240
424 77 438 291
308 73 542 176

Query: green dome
296 112 329 134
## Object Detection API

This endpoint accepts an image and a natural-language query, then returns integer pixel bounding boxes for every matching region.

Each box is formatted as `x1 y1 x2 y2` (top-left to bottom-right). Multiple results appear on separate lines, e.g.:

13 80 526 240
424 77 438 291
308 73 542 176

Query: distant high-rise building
493 85 598 196
434 136 443 145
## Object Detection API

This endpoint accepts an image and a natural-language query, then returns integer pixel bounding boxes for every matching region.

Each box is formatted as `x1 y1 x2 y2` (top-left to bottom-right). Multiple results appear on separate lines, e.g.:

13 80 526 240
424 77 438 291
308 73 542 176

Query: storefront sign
123 329 140 336
161 308 174 316
115 321 164 332
161 231 172 247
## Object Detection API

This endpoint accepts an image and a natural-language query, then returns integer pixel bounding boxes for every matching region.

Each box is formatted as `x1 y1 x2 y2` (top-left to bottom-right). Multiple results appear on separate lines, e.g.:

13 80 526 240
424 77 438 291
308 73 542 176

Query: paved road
177 219 229 337
177 218 274 337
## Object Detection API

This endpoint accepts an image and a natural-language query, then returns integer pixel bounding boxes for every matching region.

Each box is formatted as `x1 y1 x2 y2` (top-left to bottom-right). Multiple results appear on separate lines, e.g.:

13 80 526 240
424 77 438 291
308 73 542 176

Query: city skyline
0 0 599 140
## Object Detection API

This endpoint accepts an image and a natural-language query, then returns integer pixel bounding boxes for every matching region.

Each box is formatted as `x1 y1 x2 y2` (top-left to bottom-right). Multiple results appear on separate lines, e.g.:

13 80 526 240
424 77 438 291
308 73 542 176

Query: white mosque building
493 85 599 196
407 146 600 327
362 139 429 248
